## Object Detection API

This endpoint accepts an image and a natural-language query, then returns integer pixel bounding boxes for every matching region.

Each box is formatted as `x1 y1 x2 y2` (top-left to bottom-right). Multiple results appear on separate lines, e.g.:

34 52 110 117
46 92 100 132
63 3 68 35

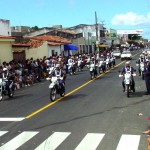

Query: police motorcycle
0 68 15 101
77 59 83 72
106 57 111 70
119 69 136 98
46 64 65 102
86 57 91 69
111 56 116 67
97 59 105 74
67 58 76 75
89 59 97 80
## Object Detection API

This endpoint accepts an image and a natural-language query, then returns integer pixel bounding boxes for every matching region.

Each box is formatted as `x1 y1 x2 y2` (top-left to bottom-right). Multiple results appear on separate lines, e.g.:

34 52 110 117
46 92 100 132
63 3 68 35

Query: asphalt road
0 50 150 150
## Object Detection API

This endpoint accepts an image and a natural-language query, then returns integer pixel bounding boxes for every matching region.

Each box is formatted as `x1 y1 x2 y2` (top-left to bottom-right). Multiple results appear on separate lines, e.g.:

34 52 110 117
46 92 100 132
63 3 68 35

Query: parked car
112 50 121 58
121 51 132 60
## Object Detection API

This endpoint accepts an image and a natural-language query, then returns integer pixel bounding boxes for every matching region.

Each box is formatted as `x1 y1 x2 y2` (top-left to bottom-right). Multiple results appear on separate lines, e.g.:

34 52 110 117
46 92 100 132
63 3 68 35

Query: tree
32 26 39 31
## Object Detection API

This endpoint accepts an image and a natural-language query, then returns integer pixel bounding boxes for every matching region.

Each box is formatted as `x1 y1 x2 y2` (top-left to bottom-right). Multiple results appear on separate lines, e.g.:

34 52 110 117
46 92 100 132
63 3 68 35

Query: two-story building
0 36 15 65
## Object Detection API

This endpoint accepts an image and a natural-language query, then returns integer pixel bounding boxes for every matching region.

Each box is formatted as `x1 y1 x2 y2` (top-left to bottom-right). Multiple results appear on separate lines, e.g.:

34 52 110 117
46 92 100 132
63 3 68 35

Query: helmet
125 61 130 65
3 68 8 71
140 54 144 58
55 64 60 68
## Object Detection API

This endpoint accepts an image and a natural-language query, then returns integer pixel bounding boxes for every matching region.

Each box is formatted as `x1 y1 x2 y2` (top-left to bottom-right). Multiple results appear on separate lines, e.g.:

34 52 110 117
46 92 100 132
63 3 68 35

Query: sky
1 0 150 39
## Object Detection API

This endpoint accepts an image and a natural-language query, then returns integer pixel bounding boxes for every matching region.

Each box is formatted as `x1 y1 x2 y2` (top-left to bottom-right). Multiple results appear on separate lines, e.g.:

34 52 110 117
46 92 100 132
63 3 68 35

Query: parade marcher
143 62 150 95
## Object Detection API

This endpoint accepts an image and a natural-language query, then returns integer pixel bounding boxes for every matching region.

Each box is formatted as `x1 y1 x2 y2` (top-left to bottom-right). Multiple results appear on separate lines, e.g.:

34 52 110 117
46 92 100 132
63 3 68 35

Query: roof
48 42 62 46
61 29 76 35
12 43 30 47
31 35 71 44
12 40 43 48
0 35 15 39
13 35 71 49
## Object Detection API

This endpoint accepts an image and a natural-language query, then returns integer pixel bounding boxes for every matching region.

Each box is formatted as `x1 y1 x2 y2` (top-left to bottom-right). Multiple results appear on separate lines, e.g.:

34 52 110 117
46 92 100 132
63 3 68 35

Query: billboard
117 29 144 35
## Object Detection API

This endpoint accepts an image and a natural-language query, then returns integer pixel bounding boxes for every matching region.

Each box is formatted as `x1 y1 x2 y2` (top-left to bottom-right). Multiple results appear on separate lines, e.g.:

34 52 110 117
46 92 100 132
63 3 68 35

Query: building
0 36 15 65
67 24 105 53
0 19 11 36
12 35 72 61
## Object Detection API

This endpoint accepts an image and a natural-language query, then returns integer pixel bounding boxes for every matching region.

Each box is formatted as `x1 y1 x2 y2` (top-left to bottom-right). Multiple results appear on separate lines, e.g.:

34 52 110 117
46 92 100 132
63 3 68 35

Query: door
13 51 26 62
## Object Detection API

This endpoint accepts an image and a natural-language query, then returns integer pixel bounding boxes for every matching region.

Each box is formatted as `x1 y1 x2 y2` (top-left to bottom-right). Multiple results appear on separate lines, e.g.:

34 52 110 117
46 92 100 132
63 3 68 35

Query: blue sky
1 0 150 39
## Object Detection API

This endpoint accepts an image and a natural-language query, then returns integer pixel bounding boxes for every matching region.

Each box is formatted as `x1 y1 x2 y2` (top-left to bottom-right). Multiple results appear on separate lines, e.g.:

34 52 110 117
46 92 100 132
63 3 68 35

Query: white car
112 50 121 58
121 51 132 60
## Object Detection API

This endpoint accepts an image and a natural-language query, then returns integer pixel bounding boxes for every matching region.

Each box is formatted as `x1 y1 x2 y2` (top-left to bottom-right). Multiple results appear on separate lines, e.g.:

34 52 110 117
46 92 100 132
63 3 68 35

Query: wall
0 41 13 65
25 42 48 60
48 45 62 57
0 19 11 36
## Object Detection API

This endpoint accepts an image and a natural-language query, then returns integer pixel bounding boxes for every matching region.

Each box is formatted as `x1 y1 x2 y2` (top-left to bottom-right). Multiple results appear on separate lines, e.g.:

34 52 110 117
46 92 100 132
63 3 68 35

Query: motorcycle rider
120 61 136 92
51 64 65 88
90 57 97 77
2 68 15 95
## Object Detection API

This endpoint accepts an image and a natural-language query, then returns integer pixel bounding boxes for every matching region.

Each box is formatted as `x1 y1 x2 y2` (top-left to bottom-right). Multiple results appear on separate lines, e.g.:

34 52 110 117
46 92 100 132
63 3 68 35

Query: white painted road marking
75 133 105 150
0 117 25 121
116 134 140 150
0 131 38 150
0 132 142 150
0 131 8 137
35 132 71 150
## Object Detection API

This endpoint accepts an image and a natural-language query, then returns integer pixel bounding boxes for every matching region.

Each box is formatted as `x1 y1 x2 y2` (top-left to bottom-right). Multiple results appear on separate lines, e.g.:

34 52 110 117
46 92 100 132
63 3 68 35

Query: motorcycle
106 58 111 70
119 71 136 97
0 78 15 101
47 75 65 102
111 57 116 67
77 60 83 72
86 58 90 69
97 60 104 73
68 63 76 75
89 63 97 80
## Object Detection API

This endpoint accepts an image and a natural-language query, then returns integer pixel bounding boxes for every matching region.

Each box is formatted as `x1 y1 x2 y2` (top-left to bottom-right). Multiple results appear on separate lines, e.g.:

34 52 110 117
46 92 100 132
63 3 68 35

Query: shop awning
64 44 78 51
98 44 109 48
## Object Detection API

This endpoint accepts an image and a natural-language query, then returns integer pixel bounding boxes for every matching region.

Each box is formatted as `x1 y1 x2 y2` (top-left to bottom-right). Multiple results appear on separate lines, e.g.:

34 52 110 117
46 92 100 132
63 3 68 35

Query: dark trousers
145 76 150 93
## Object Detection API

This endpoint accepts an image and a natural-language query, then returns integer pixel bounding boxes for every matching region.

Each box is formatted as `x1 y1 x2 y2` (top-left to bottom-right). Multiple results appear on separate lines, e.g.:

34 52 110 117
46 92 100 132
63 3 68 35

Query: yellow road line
25 52 140 119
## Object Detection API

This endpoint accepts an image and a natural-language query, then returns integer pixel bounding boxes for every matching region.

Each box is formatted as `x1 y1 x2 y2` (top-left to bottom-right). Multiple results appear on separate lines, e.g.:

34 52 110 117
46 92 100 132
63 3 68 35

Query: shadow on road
60 94 87 102
130 91 146 98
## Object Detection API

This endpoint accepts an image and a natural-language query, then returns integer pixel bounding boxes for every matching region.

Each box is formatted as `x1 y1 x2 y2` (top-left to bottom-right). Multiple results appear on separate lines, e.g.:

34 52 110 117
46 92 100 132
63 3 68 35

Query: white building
0 19 11 36
68 24 104 53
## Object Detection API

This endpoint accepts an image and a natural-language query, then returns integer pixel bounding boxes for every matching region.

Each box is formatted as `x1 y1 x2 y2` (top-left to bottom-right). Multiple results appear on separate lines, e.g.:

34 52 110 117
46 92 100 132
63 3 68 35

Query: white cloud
111 12 150 26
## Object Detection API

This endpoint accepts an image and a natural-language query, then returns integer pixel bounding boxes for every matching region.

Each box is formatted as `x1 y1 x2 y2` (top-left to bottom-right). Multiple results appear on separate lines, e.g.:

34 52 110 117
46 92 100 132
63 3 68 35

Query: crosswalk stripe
0 131 38 150
116 134 140 150
0 131 8 137
35 132 71 150
75 133 105 150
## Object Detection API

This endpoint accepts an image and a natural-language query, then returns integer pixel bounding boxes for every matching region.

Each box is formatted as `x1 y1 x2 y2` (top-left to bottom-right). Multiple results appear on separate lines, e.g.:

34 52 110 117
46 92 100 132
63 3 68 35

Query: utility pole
95 11 98 42
95 11 99 54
